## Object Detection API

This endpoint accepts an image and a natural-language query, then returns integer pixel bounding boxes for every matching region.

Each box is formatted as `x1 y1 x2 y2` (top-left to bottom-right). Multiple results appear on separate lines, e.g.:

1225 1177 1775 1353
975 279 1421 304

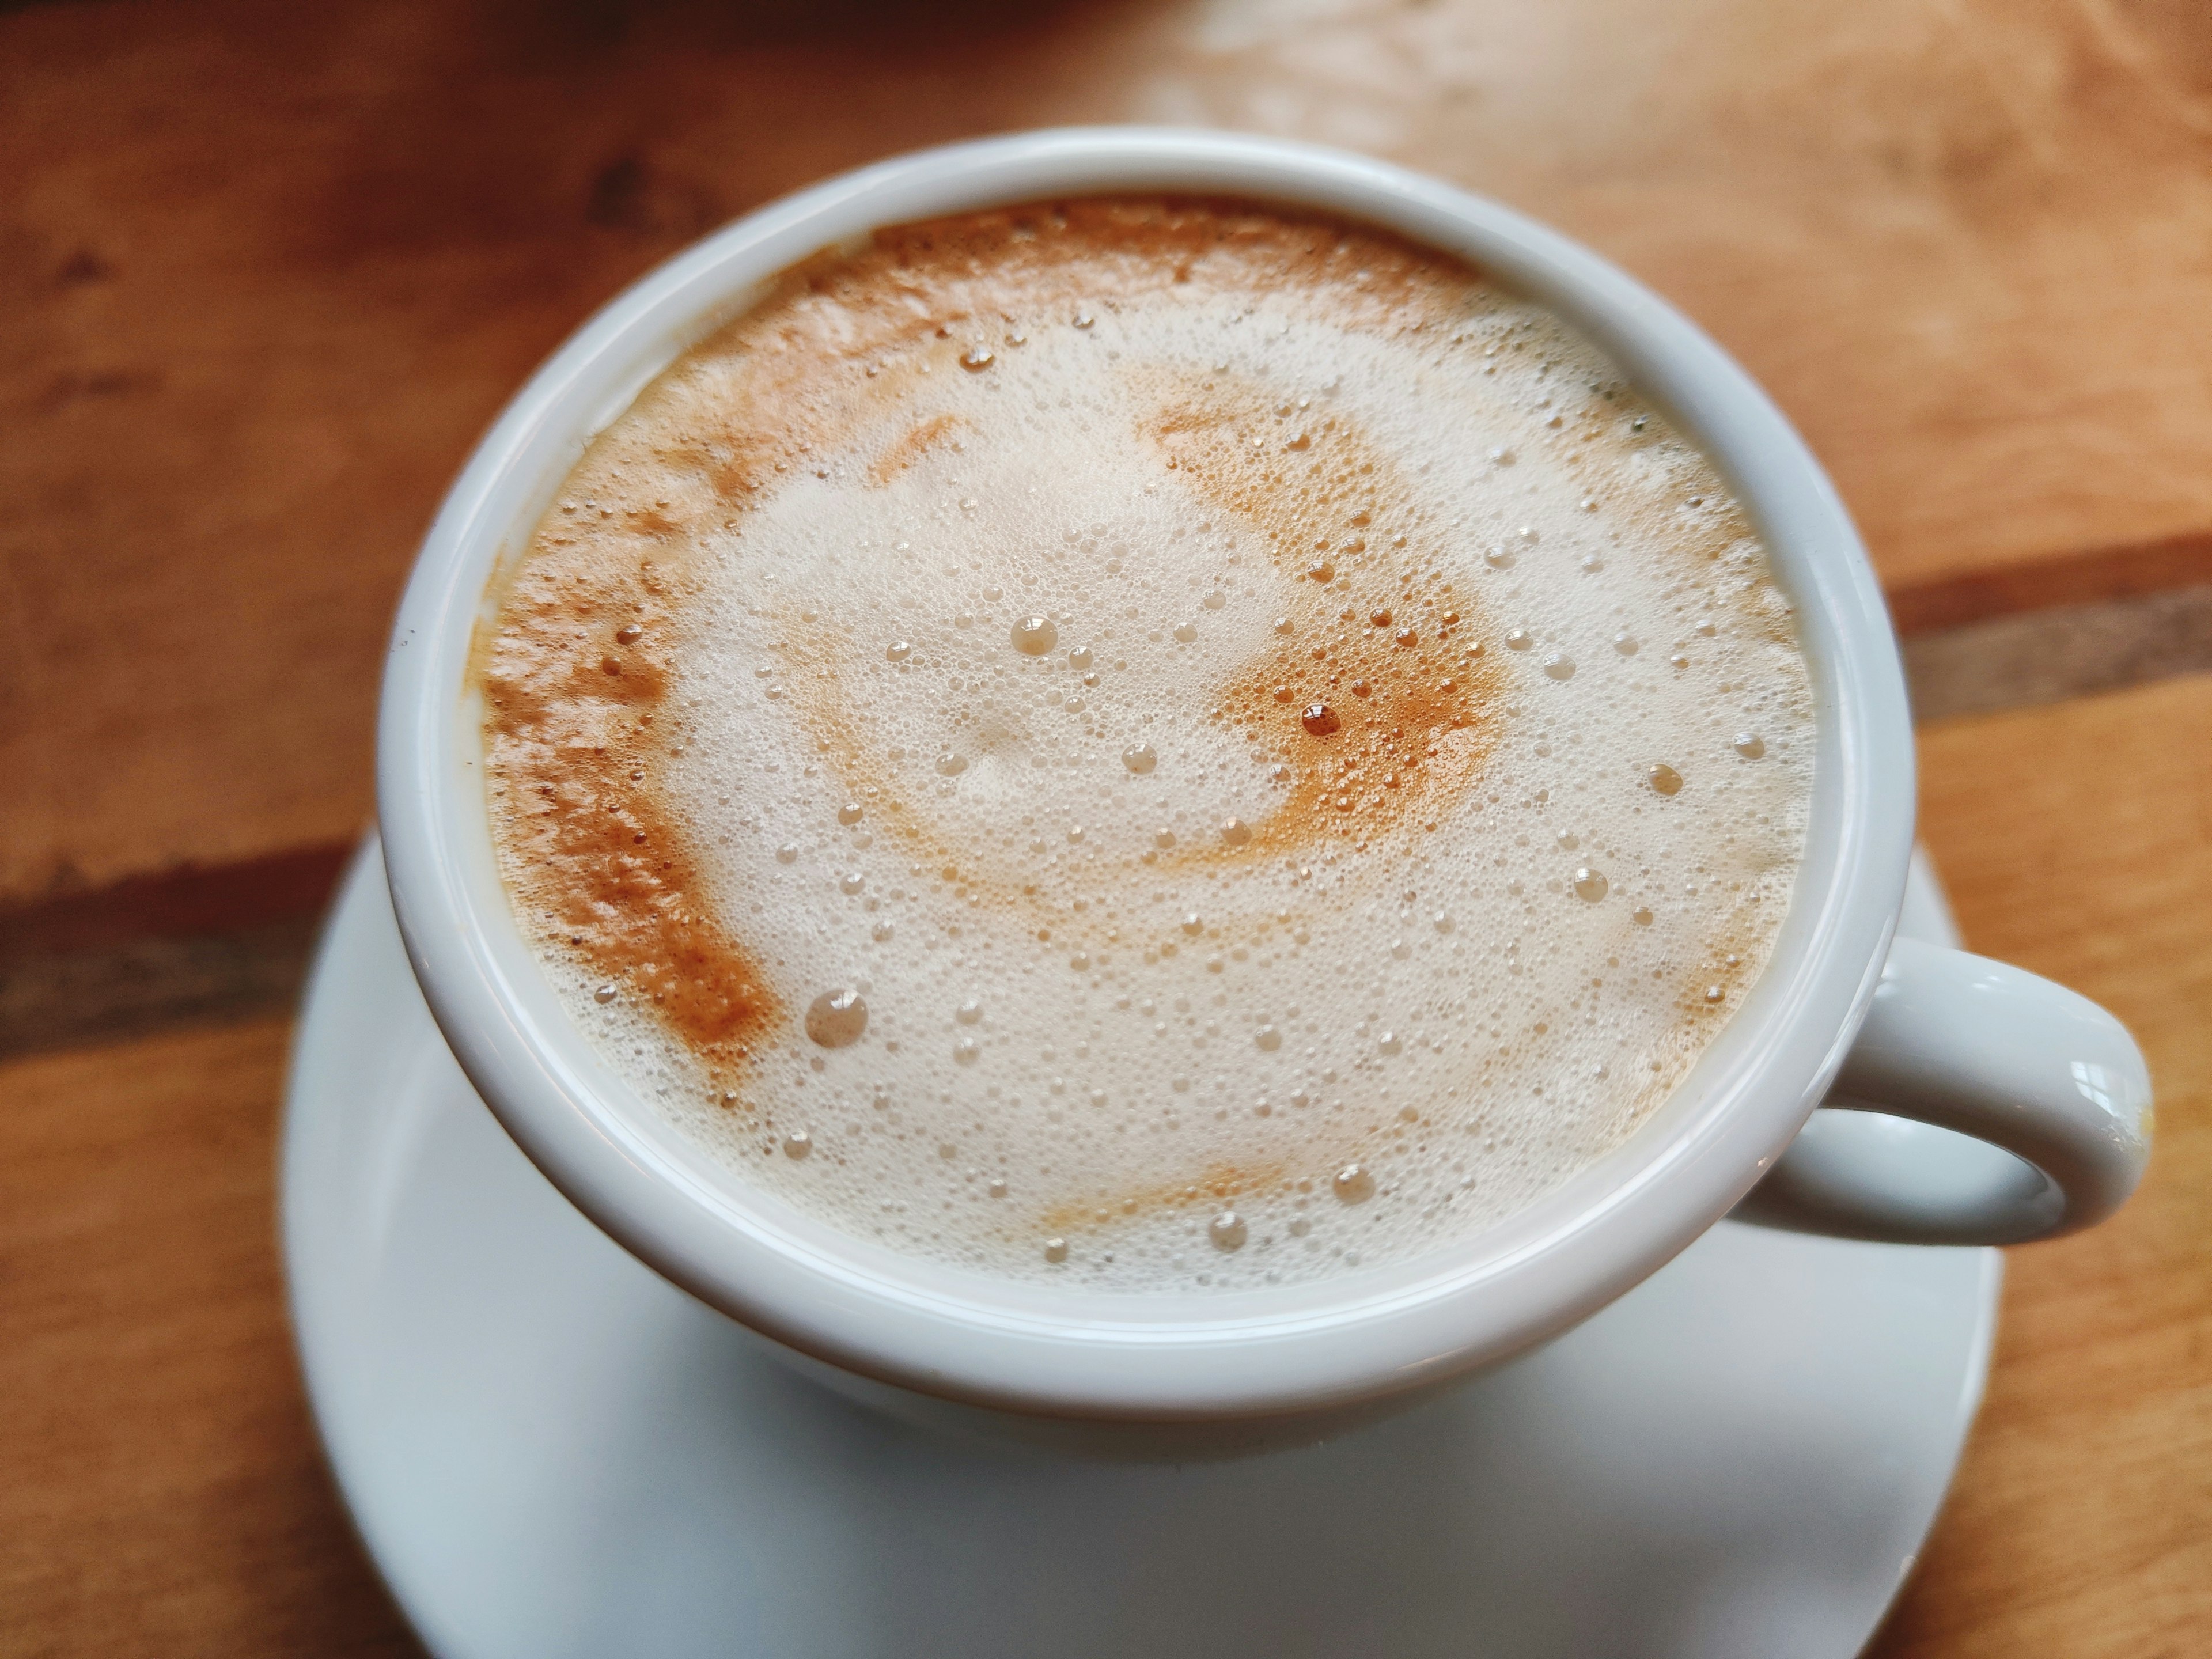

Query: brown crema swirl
479 199 1512 1097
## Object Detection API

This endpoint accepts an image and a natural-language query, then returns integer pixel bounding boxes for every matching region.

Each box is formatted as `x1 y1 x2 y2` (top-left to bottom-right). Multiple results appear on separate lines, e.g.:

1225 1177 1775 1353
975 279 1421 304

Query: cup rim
377 127 1913 1421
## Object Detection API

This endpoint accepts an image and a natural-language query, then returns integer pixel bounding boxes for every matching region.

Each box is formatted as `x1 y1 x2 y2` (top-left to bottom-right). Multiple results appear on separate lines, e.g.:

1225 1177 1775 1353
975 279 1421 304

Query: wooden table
4 1 2209 1652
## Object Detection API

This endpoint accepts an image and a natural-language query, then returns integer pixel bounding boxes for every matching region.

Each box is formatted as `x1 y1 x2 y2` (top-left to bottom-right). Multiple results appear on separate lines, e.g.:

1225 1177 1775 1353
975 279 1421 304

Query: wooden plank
7 0 2212 903
1872 672 2212 1658
0 1016 422 1658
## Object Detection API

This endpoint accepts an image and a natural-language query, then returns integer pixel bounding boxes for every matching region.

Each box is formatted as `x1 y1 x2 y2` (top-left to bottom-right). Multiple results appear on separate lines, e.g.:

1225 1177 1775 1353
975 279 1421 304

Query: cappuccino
479 198 1812 1290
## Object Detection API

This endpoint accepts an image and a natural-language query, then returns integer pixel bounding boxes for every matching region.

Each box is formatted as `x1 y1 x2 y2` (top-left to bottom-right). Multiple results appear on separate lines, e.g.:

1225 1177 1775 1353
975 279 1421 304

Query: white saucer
284 840 1997 1659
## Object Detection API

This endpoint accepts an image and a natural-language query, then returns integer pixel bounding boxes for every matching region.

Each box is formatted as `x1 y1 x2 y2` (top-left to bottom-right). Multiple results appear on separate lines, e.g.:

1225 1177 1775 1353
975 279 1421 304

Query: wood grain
7 0 2212 903
1900 583 2212 722
0 842 350 1060
1888 531 2212 637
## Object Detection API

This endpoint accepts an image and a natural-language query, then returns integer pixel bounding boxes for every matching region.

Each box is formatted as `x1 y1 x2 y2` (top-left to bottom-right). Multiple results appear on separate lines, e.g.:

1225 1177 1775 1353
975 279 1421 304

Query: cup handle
1734 935 2153 1245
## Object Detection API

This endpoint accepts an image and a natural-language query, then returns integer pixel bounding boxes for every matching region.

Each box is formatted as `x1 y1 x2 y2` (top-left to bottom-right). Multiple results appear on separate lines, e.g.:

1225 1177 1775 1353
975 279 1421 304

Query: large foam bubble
480 200 1812 1292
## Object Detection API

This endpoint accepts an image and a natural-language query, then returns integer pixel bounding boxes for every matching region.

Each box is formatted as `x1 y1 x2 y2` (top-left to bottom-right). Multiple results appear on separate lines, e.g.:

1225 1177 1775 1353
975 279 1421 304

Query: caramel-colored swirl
482 198 1495 1109
1040 1160 1287 1237
480 551 778 1086
1144 377 1504 865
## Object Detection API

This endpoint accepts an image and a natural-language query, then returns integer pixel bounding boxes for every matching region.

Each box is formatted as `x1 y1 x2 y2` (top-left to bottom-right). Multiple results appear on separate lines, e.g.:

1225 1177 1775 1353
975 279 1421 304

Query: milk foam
482 200 1812 1291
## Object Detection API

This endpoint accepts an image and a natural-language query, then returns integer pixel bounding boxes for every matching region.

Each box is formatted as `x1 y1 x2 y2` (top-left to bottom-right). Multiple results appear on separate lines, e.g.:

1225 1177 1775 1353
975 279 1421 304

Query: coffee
478 198 1812 1290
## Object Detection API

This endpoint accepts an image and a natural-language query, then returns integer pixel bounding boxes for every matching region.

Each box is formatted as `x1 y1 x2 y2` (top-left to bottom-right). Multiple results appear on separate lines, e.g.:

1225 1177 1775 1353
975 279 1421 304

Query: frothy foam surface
480 199 1812 1291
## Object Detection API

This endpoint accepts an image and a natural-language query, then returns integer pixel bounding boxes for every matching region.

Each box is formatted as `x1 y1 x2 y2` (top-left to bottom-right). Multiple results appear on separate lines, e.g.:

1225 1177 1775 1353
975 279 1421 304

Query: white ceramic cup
378 128 2152 1434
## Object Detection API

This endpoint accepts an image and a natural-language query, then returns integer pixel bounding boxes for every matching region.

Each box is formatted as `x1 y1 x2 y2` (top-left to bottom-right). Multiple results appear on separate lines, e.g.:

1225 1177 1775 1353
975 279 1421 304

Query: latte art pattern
480 199 1812 1290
